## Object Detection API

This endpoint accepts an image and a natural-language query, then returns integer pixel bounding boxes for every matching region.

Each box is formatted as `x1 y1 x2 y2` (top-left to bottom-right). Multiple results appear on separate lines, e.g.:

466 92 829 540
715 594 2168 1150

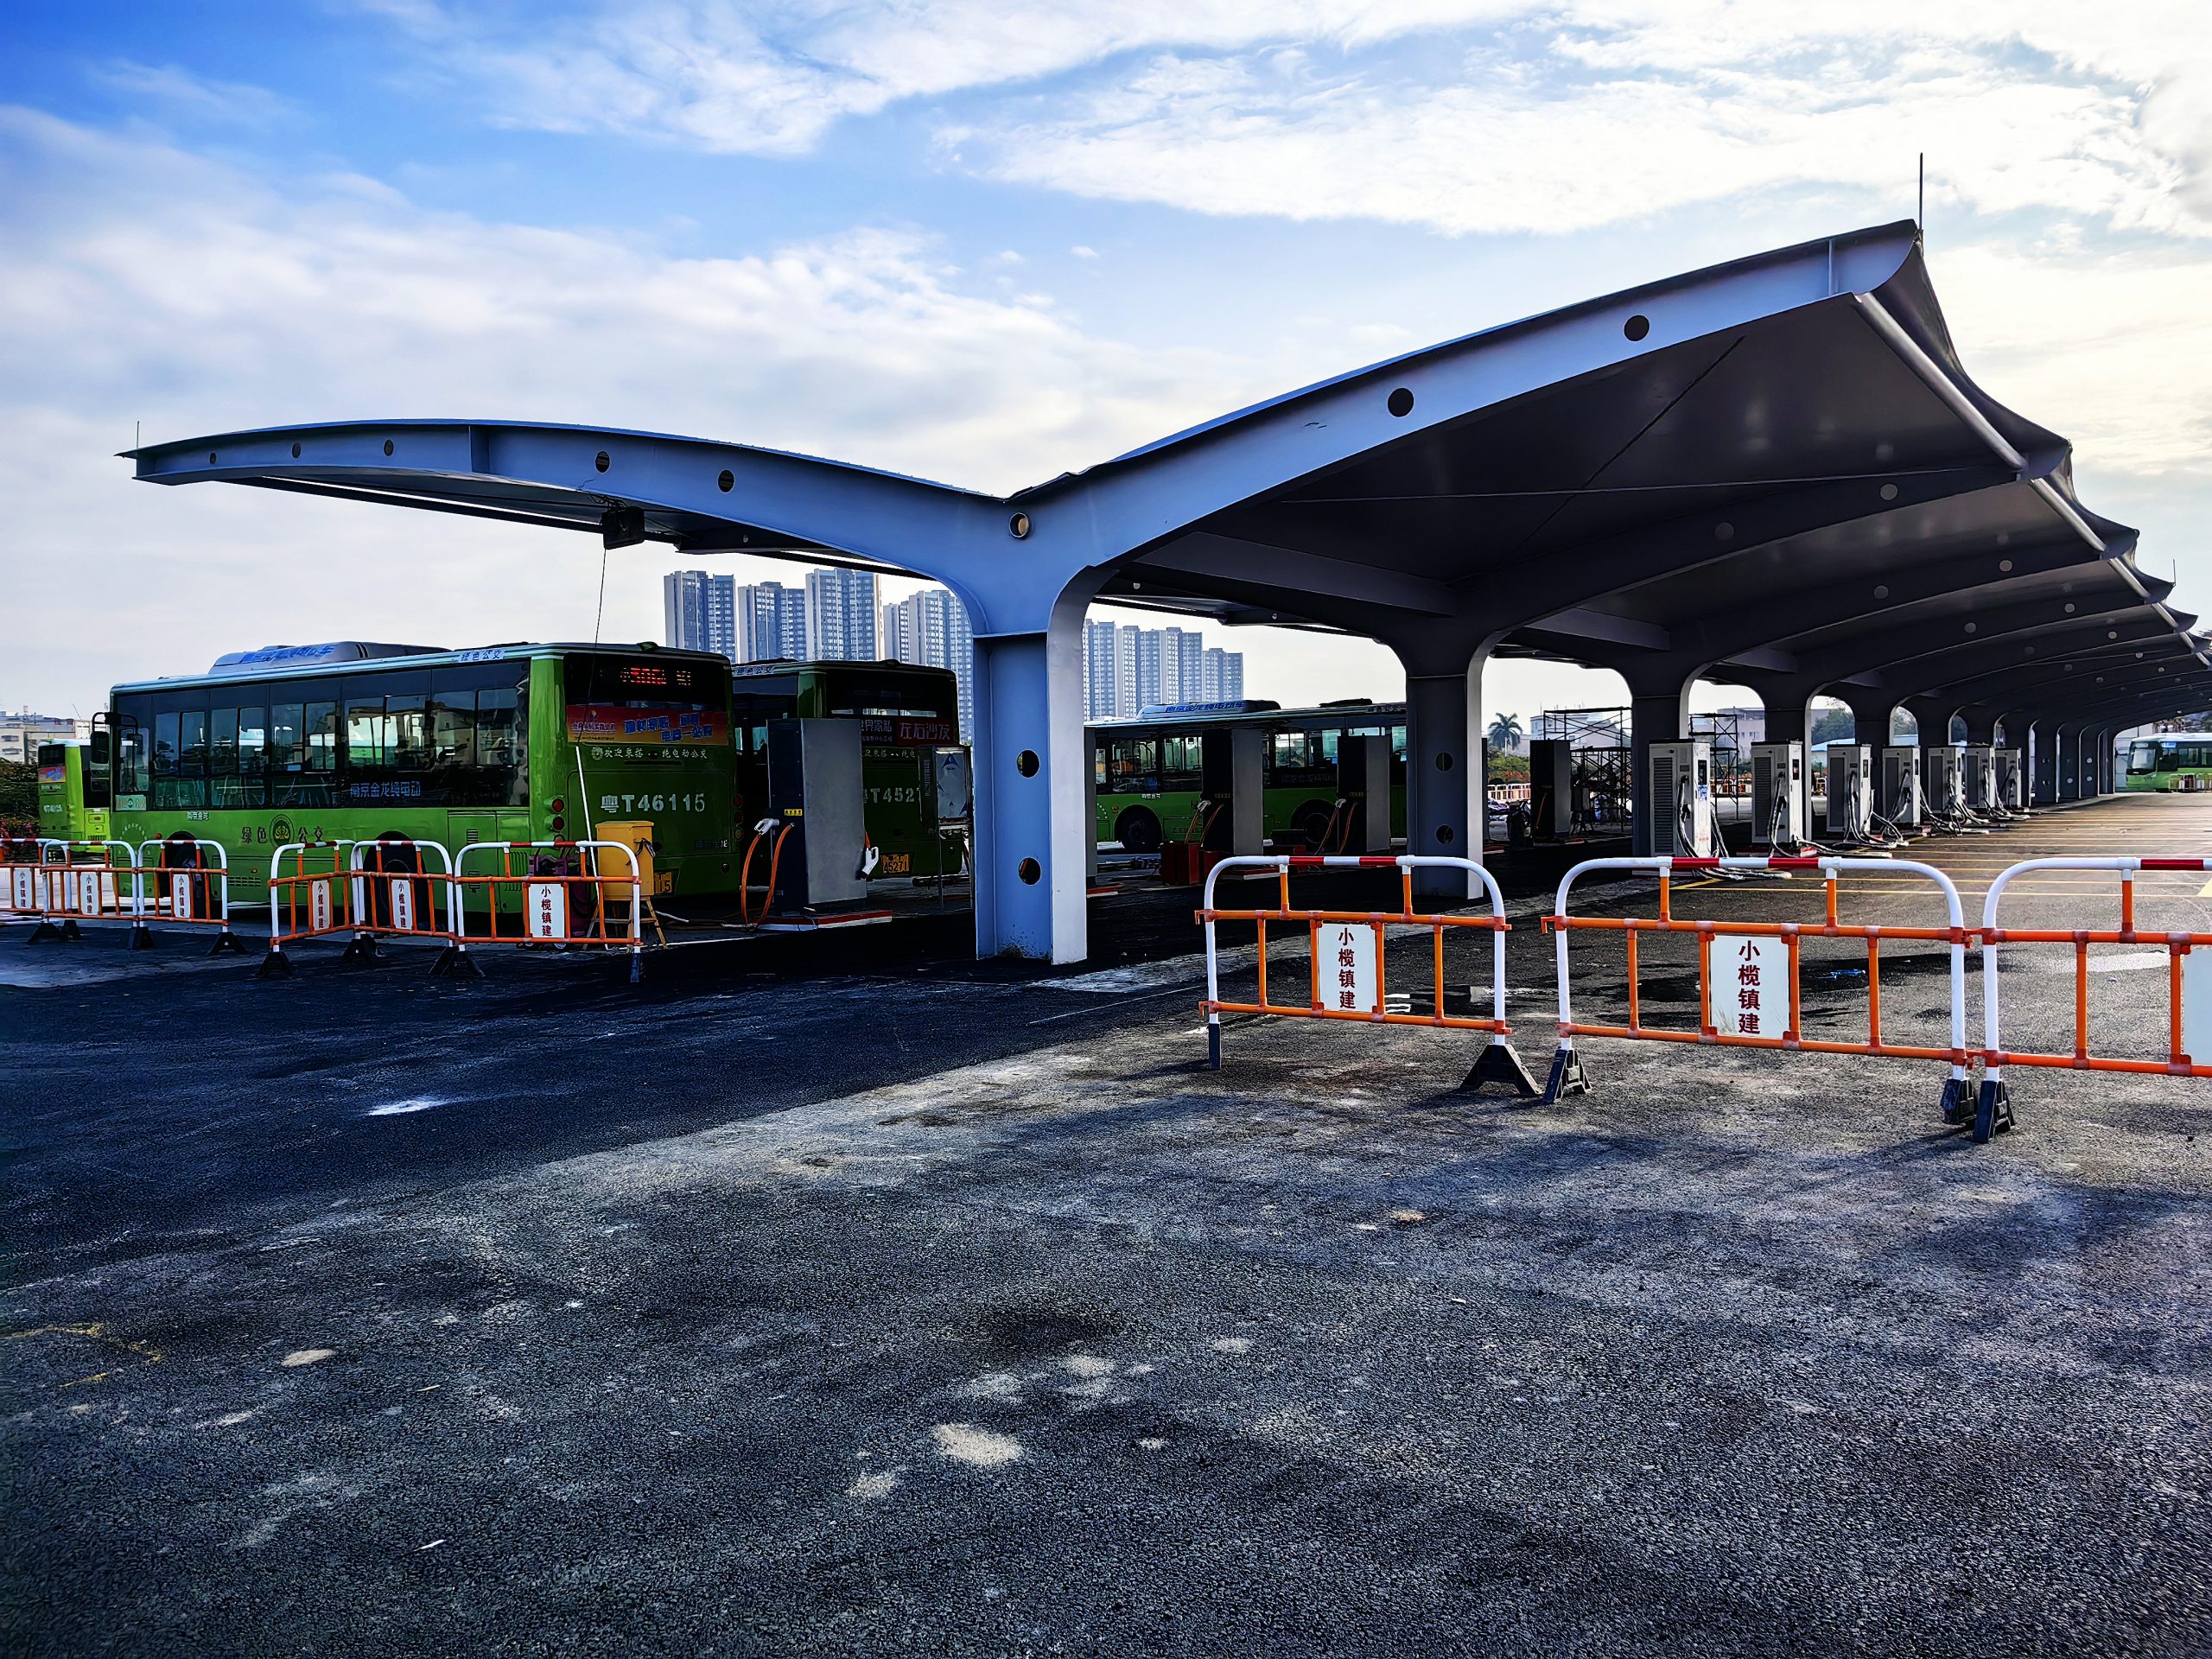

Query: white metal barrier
454 840 645 982
1198 853 1537 1094
1544 854 1974 1121
137 837 242 953
1975 855 2211 1141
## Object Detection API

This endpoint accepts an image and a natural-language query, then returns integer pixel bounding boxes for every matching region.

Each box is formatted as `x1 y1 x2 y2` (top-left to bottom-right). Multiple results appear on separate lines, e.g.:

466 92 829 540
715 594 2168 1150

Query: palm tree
1486 712 1524 753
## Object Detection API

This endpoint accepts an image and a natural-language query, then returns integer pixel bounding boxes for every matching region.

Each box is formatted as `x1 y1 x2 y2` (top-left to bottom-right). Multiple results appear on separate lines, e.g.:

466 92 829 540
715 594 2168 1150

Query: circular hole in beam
1387 387 1414 417
718 470 734 493
1437 825 1455 845
290 442 302 459
594 450 611 474
1434 752 1453 772
384 439 395 456
1017 857 1041 885
1015 750 1039 778
1624 315 1650 341
1007 512 1031 539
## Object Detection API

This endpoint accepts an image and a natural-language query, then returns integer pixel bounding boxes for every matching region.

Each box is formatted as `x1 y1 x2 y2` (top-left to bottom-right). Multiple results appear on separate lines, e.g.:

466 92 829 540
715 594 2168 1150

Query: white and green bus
2125 734 2212 791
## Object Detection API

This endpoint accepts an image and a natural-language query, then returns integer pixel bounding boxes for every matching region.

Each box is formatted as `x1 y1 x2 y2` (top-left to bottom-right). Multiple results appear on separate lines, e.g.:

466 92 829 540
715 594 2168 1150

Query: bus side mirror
88 731 111 765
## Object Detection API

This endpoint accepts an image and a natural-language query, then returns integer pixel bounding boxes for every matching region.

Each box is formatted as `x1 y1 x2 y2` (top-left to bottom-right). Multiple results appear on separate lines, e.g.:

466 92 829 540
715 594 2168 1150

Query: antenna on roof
1917 153 1924 233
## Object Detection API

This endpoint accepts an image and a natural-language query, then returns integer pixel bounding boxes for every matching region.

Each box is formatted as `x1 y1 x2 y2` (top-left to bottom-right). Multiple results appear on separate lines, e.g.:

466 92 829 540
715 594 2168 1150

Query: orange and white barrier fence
1543 855 1974 1119
10 840 147 944
454 840 645 982
1198 854 1540 1095
3 836 53 921
264 842 359 970
137 836 242 953
1975 855 2210 1141
347 838 464 973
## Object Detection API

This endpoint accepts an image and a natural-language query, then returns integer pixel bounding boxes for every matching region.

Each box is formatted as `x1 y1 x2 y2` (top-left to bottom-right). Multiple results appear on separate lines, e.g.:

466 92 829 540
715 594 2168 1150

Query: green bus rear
104 644 739 900
730 660 968 881
36 741 112 846
2125 735 2212 791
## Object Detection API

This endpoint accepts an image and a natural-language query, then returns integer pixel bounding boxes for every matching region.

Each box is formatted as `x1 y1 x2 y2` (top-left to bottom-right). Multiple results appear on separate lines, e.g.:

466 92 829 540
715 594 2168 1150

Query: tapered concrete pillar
1754 684 1815 846
968 587 1094 963
1398 645 1489 900
1627 672 1697 856
2030 721 2058 804
2056 722 2085 800
1844 693 1900 748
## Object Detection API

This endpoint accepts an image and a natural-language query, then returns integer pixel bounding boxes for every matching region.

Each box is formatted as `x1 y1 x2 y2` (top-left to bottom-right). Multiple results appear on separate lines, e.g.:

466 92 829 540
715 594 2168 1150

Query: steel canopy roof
124 219 2208 709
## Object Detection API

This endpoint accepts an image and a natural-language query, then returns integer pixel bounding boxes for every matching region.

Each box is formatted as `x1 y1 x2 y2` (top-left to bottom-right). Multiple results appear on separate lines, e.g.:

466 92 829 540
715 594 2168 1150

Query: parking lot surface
6 794 2211 1656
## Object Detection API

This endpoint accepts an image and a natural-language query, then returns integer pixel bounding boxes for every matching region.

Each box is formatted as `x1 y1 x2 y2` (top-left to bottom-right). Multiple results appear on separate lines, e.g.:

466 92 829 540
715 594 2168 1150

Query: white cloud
371 1 1522 153
0 107 1271 715
1937 242 2212 480
950 27 2209 241
364 3 2212 251
87 60 297 128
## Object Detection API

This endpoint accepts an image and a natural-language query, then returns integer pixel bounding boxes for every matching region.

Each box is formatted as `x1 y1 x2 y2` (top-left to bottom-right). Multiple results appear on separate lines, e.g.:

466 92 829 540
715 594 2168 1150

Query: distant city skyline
1084 620 1243 720
663 565 980 739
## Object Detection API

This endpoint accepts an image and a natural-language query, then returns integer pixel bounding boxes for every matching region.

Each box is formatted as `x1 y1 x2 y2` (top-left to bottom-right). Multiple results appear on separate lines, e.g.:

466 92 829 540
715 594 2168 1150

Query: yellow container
593 820 658 900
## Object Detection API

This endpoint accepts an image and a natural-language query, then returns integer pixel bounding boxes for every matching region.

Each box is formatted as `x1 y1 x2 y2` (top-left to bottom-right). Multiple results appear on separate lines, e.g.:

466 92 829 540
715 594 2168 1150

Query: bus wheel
1294 802 1333 849
1115 807 1162 854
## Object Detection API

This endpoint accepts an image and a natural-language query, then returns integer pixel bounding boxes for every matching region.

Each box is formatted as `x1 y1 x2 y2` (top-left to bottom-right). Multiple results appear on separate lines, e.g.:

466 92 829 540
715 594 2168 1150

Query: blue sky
4 2 2208 725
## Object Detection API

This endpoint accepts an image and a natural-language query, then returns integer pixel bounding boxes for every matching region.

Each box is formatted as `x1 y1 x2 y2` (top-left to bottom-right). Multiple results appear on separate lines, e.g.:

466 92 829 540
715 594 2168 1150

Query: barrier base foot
128 925 154 951
429 945 482 980
257 949 295 981
1463 1040 1541 1098
1541 1046 1590 1105
208 930 246 957
1939 1075 1973 1126
628 953 644 985
1973 1078 2015 1144
339 937 382 967
1207 1022 1223 1071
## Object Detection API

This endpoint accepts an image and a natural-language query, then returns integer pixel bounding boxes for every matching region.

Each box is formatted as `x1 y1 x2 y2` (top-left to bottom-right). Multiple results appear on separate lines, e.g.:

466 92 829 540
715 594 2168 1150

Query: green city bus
2125 734 2212 791
730 659 968 881
1091 700 1408 852
103 641 740 900
36 741 111 845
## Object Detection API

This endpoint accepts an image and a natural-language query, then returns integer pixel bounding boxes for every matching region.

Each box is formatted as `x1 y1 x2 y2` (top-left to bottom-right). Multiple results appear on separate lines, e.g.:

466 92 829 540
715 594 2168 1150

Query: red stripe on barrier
2141 858 2207 871
1285 856 1322 868
1769 856 1821 869
1358 855 1397 868
1673 857 1720 869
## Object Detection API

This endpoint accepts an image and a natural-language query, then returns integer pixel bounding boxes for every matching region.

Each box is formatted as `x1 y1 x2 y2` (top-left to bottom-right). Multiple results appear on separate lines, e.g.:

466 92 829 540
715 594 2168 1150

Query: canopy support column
1626 671 1697 857
969 597 1092 963
1396 644 1491 901
2031 721 2059 803
2055 722 2086 800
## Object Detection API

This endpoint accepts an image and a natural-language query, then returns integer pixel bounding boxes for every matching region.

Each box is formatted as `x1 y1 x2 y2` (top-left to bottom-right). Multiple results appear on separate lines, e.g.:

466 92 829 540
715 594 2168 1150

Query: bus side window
1109 736 1158 791
1160 734 1203 791
475 683 524 806
305 702 339 769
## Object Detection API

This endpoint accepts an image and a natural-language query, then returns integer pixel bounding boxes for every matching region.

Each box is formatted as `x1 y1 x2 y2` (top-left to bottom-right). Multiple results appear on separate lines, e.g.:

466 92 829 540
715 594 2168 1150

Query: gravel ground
4 793 2209 1657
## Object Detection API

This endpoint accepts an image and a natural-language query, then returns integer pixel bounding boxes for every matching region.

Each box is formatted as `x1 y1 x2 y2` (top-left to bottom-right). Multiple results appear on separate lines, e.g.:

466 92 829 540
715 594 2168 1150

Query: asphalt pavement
5 793 2210 1656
